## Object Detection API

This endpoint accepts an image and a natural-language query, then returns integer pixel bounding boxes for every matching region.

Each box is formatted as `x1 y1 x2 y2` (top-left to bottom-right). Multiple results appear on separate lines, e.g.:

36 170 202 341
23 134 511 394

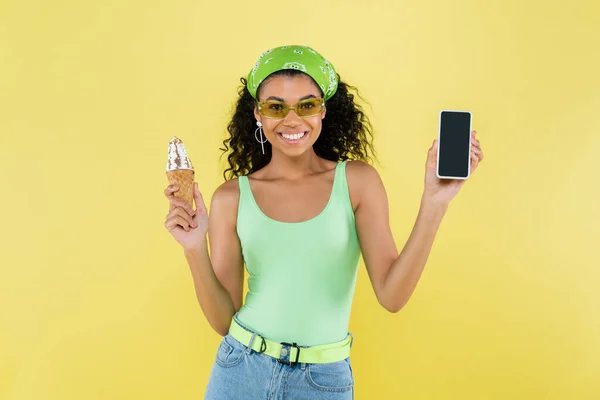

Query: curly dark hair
220 69 376 181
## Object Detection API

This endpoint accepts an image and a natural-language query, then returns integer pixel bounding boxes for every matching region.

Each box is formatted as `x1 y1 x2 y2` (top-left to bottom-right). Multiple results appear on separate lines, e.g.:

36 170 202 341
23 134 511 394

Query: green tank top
235 161 361 346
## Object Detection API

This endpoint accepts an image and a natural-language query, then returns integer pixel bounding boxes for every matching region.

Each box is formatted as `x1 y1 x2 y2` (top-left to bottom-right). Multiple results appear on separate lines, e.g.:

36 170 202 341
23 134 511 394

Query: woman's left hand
423 130 484 205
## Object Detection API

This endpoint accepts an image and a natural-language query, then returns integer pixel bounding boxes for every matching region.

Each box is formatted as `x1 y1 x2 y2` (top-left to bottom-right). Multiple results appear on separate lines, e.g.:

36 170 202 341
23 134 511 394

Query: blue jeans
204 333 355 399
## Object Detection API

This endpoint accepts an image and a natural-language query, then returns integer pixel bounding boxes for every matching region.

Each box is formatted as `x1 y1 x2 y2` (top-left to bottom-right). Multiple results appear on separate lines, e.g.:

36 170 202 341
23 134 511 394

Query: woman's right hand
164 182 208 251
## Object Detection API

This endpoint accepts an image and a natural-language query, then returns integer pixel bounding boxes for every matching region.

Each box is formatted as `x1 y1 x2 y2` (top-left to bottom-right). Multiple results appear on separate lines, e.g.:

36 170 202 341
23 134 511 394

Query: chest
248 176 334 223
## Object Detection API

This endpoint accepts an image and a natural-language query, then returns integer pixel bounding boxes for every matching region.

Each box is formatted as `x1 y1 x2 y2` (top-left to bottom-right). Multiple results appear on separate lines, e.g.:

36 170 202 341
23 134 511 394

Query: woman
164 45 484 399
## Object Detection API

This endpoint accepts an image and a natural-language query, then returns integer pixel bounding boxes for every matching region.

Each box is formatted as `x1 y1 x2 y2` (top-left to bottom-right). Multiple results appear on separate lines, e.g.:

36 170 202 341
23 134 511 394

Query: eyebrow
264 94 317 102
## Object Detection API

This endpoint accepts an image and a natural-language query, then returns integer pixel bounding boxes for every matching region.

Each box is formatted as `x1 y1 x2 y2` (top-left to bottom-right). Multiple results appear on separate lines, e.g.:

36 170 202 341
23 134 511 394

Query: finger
164 185 179 197
164 218 183 232
165 215 191 232
471 147 484 161
165 185 195 215
168 207 197 227
470 154 480 172
169 194 196 216
470 150 481 168
428 139 438 153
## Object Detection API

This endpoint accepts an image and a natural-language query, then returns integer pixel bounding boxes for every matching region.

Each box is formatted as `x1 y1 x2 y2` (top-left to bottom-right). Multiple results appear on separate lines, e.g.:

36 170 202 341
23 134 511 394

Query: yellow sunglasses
257 98 325 119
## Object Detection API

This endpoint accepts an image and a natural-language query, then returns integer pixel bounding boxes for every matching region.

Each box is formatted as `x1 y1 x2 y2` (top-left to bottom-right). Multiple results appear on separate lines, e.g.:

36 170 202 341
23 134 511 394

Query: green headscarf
246 45 338 101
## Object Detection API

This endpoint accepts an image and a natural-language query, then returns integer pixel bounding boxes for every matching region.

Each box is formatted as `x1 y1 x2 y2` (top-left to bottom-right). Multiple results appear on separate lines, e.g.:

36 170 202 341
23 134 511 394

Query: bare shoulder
213 178 240 198
210 178 240 217
346 160 382 187
345 160 384 210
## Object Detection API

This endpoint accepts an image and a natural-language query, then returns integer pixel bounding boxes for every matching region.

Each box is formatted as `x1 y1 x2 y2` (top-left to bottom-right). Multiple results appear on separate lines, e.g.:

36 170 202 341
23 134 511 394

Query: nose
282 109 302 127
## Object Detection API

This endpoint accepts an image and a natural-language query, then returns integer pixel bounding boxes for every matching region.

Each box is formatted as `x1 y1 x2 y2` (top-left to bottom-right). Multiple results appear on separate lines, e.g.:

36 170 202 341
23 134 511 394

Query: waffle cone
166 169 195 207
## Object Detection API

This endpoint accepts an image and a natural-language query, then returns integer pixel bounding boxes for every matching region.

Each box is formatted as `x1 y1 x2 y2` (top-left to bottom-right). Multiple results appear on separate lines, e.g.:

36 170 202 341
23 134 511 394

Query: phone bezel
436 110 472 180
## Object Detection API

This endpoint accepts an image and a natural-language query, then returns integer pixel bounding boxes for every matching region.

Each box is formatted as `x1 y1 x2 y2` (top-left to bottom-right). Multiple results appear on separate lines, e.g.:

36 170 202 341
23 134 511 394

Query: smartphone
437 110 472 179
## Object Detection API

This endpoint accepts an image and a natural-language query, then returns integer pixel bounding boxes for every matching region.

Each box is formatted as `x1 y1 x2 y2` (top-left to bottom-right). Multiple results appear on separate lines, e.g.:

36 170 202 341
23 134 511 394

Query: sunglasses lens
260 101 288 118
296 98 323 117
259 98 324 118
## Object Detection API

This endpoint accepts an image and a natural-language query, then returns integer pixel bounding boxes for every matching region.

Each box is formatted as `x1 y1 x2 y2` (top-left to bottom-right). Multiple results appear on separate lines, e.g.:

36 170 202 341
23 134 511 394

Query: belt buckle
278 342 300 366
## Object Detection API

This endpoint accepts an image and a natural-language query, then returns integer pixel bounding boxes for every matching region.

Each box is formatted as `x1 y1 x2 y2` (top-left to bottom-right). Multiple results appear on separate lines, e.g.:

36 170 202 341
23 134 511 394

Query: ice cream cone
166 136 195 207
166 169 195 207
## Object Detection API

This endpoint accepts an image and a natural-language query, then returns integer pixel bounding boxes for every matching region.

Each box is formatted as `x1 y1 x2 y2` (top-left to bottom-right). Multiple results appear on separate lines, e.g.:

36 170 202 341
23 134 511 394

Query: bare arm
349 134 483 312
349 161 446 313
165 180 244 336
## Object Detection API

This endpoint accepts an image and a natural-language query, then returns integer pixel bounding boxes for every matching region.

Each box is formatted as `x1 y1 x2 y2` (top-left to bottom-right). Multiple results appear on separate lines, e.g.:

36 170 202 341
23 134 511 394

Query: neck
263 148 325 180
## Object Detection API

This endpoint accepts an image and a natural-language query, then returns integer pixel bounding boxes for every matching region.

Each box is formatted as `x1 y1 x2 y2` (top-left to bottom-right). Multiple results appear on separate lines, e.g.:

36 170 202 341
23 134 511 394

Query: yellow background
1 0 599 398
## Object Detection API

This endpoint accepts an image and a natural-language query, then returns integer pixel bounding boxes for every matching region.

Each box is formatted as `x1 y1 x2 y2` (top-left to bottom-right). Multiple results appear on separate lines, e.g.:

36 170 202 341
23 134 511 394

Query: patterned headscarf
246 45 338 101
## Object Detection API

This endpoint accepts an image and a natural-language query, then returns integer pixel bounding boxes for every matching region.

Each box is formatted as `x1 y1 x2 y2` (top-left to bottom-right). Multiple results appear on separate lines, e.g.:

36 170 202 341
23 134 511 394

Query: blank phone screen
438 111 471 178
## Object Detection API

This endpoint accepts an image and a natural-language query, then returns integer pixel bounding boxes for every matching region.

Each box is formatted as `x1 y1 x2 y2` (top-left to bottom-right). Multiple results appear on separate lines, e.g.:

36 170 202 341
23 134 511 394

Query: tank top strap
331 161 353 215
237 175 253 207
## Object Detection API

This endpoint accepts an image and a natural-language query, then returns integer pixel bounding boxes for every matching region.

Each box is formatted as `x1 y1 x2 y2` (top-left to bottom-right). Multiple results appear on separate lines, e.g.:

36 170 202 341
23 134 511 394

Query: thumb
429 139 438 155
426 139 438 167
193 182 206 212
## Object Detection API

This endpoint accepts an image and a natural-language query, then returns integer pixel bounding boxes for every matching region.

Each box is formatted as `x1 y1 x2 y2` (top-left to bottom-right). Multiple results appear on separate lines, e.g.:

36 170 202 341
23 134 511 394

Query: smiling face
254 73 326 158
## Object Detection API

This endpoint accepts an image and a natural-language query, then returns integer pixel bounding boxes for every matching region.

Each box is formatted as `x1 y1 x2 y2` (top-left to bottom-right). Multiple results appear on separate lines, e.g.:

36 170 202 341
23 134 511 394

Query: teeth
281 132 306 140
